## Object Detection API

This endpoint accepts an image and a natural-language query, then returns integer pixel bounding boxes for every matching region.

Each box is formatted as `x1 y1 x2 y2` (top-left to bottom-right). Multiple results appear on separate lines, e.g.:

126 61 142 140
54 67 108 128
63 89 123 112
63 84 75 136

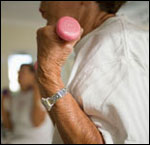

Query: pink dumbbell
35 16 80 70
56 16 81 41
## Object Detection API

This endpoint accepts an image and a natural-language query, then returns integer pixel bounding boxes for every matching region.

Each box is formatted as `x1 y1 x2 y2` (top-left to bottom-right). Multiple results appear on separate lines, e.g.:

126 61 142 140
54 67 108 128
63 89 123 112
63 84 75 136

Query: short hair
96 1 126 14
20 64 35 73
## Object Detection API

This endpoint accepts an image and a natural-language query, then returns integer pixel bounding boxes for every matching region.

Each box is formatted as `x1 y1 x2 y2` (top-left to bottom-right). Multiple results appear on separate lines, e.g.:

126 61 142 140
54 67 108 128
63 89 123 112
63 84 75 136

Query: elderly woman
37 1 149 144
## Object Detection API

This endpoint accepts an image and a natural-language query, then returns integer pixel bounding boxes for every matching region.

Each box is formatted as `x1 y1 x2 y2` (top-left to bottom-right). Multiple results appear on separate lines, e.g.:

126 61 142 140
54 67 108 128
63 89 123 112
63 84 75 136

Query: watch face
41 98 52 111
41 88 67 111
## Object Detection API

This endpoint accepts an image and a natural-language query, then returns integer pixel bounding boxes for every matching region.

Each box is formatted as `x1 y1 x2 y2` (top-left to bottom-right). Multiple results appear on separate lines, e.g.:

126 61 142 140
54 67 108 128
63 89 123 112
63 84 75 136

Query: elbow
65 135 104 144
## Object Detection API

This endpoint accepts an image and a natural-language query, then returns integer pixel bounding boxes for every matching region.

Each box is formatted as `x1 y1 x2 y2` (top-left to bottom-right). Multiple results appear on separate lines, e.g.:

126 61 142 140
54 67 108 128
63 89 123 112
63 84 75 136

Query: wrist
45 77 65 96
41 88 67 111
37 62 64 97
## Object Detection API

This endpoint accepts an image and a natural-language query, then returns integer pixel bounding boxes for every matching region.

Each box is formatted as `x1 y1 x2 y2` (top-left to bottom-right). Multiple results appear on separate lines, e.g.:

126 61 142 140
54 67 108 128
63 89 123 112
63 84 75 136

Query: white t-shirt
5 90 54 144
66 15 149 144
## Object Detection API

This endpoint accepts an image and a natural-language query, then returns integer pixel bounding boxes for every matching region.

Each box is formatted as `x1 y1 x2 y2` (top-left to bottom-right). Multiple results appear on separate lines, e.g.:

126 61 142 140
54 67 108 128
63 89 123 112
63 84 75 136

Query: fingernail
81 28 84 32
81 28 84 34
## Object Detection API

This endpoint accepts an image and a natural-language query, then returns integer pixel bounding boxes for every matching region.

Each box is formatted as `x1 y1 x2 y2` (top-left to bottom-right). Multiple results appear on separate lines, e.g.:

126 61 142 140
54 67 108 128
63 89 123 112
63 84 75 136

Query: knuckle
42 27 51 38
37 25 55 38
42 27 49 37
37 26 48 35
36 28 43 36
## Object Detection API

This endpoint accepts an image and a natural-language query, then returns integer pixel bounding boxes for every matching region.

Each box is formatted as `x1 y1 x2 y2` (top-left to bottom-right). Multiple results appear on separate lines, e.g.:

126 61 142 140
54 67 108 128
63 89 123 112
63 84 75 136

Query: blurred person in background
1 64 54 144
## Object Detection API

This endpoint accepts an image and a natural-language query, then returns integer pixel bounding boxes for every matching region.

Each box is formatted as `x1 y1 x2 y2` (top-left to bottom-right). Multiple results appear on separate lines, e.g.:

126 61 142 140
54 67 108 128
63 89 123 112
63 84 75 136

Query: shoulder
69 17 130 98
78 16 127 70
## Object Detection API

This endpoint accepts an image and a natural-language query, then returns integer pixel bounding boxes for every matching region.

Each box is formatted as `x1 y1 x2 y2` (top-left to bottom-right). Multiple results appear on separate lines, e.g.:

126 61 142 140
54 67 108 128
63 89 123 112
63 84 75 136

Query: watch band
41 88 67 111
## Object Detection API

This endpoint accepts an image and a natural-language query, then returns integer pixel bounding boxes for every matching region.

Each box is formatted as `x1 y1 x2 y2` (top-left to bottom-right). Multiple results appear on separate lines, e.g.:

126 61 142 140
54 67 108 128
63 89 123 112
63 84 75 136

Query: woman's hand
36 25 104 144
36 25 83 97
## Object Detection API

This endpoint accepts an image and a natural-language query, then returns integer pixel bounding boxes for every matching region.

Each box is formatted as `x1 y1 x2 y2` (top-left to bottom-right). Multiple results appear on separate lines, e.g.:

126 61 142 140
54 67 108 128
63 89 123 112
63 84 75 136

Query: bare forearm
37 61 104 143
36 23 104 143
2 114 12 130
50 93 104 144
32 103 46 127
32 84 46 127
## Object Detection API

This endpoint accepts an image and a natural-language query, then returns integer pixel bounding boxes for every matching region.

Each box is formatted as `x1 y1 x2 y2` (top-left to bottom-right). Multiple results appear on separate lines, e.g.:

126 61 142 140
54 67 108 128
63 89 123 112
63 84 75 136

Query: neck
79 10 115 37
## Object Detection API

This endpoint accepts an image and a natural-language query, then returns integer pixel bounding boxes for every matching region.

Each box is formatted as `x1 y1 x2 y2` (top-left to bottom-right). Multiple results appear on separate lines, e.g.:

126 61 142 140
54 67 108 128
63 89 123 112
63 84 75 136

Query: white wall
1 1 44 91
1 22 36 89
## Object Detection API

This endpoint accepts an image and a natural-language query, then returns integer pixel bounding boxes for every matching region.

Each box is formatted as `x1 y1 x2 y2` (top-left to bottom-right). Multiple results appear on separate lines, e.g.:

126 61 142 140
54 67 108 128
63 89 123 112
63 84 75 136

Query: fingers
37 24 84 53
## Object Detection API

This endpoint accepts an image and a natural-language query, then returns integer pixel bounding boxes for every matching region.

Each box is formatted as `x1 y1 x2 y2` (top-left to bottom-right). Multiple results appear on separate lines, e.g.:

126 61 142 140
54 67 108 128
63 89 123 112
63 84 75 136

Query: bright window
8 54 32 92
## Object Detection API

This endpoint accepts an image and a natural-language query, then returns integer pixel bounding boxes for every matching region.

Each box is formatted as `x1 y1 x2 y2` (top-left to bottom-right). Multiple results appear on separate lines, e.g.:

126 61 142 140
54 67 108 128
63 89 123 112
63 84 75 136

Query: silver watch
41 88 67 111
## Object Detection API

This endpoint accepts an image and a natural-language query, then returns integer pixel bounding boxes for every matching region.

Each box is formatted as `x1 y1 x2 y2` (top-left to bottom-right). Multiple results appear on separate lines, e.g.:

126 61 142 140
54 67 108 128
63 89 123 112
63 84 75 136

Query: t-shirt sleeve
70 30 130 143
77 59 129 144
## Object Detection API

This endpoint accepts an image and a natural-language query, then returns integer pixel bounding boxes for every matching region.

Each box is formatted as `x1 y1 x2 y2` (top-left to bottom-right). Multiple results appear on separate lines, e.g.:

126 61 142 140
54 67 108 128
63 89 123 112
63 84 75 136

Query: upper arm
32 103 47 127
31 87 47 127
